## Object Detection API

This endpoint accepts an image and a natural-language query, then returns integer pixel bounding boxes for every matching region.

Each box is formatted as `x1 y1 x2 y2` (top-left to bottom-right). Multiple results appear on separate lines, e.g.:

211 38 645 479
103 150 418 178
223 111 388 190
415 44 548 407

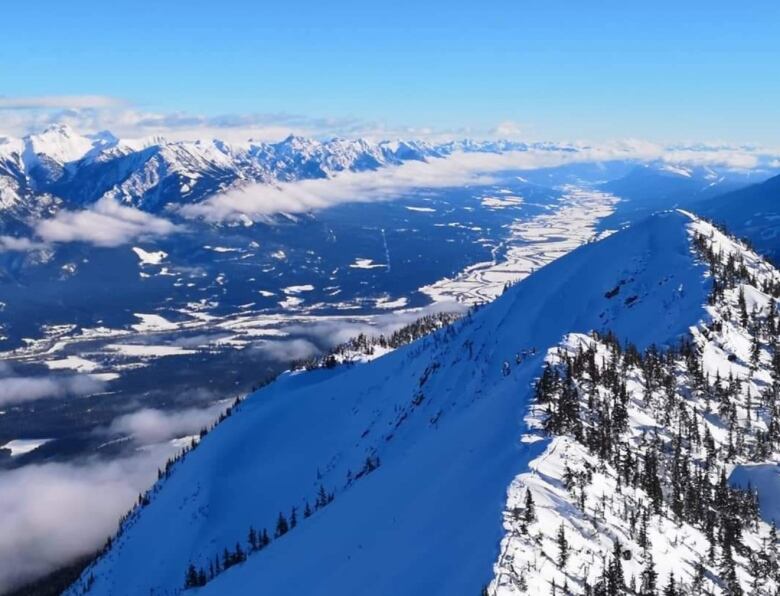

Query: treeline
183 483 334 588
67 394 250 594
293 311 461 370
182 454 381 590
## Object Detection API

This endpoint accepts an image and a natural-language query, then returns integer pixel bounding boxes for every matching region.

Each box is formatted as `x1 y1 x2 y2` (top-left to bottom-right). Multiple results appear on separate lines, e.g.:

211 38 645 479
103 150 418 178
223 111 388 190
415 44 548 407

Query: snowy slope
67 211 712 596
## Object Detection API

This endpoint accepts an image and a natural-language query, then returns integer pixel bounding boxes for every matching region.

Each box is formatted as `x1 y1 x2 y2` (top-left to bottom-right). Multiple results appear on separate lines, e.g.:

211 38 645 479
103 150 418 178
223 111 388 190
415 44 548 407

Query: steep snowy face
66 211 714 596
491 217 780 595
24 124 99 166
18 125 116 188
0 140 27 210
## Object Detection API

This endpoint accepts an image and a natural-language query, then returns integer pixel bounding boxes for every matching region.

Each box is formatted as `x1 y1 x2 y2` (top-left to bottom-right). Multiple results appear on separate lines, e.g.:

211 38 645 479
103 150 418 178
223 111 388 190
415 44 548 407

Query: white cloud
253 338 321 362
492 120 525 139
0 236 46 252
661 148 760 170
0 96 378 143
0 398 232 592
0 95 126 110
0 374 104 407
282 302 466 348
183 142 711 222
35 197 180 247
0 446 171 593
179 150 555 222
178 139 778 223
104 405 226 444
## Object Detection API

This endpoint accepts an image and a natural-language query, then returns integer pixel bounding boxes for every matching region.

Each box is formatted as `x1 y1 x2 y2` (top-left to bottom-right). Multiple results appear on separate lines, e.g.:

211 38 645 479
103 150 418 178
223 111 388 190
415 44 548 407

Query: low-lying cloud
0 400 230 592
0 374 104 407
0 446 170 593
179 142 773 223
284 301 466 348
104 404 227 444
179 150 552 222
0 235 47 252
253 338 321 363
252 301 467 364
35 197 180 247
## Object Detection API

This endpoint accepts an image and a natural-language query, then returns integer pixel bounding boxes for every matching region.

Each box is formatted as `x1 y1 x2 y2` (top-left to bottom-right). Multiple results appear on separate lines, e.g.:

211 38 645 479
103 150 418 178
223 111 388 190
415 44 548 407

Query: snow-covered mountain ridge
65 209 739 596
491 215 780 595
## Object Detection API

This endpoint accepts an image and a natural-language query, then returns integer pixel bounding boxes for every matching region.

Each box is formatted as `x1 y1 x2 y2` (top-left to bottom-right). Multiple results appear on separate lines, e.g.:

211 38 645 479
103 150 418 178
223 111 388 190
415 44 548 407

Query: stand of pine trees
293 311 462 370
180 481 335 590
181 452 384 590
494 224 780 595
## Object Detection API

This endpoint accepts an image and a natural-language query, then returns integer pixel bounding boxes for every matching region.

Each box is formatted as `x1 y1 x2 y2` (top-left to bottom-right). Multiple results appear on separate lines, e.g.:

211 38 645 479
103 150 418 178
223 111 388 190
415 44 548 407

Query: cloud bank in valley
0 449 163 593
0 236 47 252
179 142 774 223
0 401 228 593
252 301 467 363
35 197 180 247
178 148 572 222
0 374 104 407
104 404 227 444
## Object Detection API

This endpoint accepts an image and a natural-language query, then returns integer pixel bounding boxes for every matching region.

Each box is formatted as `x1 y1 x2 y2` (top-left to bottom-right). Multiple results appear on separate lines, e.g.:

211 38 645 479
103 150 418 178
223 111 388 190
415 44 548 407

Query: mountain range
1 124 541 218
2 125 777 223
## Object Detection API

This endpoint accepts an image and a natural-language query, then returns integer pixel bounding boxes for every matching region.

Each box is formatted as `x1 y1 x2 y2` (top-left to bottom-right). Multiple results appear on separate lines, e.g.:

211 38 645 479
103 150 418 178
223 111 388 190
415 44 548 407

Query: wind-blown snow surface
68 212 710 596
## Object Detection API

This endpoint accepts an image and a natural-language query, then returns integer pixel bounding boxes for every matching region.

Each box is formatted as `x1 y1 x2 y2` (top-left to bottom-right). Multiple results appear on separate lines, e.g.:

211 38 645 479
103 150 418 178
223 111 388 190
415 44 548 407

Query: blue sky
2 0 779 142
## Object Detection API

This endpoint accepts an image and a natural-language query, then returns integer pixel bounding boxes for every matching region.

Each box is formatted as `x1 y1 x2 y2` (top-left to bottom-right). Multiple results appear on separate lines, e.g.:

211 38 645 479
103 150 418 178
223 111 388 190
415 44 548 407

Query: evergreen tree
185 563 199 588
638 509 649 550
663 573 677 596
275 512 289 537
640 554 658 596
738 286 749 327
607 540 624 595
556 523 569 569
316 484 329 509
691 560 706 595
248 526 258 551
524 489 536 524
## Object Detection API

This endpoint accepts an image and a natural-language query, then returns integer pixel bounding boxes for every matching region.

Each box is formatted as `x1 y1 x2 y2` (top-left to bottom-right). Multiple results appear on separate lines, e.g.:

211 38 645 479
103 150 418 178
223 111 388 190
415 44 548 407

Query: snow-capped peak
24 123 97 164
